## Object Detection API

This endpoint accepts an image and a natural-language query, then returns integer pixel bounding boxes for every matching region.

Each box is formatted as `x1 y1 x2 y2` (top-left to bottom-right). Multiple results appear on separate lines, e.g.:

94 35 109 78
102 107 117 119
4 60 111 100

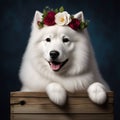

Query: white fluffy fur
46 83 66 105
19 11 110 105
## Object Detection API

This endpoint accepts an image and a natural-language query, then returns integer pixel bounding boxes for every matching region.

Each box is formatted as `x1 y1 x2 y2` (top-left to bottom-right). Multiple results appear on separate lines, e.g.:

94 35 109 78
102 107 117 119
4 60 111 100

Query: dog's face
29 11 90 75
38 26 77 72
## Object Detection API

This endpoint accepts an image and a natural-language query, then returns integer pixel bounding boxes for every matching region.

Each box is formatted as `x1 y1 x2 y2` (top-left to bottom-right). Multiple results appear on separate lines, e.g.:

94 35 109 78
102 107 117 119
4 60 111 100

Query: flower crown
37 6 89 31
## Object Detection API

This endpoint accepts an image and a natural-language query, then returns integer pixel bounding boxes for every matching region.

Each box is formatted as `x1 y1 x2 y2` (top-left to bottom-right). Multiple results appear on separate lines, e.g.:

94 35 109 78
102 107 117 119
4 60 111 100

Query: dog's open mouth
48 59 68 71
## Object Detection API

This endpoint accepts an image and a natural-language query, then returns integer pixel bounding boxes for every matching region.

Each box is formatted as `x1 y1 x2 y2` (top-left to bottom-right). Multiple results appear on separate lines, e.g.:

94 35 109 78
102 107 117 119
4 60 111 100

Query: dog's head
28 10 91 75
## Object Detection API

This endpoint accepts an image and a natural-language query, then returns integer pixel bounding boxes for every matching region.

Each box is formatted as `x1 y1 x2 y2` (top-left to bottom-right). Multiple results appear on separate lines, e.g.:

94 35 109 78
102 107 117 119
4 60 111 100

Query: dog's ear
74 11 84 22
32 10 43 29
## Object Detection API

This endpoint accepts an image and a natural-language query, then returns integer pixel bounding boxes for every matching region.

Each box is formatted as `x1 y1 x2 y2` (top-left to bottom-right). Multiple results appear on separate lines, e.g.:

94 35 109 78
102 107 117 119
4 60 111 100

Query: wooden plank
11 103 113 114
10 97 113 105
10 91 114 98
11 113 114 120
11 92 48 97
10 91 114 120
10 91 114 114
10 92 113 105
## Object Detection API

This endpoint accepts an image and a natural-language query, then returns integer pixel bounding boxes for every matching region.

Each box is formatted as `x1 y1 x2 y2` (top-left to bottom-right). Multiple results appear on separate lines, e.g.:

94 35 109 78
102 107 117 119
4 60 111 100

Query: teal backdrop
0 0 120 120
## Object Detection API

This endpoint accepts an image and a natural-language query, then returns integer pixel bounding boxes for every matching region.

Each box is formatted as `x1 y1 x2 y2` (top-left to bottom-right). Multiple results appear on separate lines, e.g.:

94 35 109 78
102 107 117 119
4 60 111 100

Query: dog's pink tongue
50 63 61 71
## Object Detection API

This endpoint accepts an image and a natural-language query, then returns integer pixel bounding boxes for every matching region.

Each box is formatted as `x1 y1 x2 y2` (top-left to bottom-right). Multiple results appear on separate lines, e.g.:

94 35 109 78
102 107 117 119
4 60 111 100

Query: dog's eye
45 38 51 42
63 38 70 43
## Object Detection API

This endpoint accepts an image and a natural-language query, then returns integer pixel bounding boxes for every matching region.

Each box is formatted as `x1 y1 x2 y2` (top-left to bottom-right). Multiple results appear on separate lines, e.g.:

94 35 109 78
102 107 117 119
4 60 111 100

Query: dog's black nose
50 50 59 60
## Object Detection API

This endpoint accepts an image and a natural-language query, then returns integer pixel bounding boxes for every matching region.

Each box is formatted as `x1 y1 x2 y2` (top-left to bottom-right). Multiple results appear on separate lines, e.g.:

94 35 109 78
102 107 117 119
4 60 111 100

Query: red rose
68 18 80 30
43 11 56 26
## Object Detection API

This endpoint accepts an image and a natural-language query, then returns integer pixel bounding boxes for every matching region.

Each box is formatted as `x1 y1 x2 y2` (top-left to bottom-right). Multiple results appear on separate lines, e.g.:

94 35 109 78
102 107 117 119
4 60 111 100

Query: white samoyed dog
19 10 110 106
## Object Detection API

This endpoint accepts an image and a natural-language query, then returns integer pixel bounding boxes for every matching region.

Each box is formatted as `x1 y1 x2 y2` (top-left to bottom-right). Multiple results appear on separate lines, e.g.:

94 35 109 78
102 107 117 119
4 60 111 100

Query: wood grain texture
11 114 114 120
10 91 114 120
10 91 114 97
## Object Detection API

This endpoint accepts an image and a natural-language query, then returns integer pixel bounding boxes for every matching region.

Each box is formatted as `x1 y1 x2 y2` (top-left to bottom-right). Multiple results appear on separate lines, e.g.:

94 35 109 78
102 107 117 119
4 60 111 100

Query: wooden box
10 91 114 120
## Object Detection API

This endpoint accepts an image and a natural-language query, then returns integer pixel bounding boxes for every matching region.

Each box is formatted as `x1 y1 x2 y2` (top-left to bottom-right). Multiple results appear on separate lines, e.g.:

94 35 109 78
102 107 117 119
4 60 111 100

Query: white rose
55 11 72 25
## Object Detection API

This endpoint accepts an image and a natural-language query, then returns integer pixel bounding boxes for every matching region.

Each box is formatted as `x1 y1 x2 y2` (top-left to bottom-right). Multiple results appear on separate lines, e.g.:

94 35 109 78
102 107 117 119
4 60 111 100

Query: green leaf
38 22 43 28
71 15 74 19
43 9 47 16
80 22 85 30
59 6 64 12
55 8 58 13
84 20 89 28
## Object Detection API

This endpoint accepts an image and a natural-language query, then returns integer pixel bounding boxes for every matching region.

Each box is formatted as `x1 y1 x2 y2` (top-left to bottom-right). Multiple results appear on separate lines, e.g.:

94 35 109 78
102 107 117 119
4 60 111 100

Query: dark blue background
0 0 120 120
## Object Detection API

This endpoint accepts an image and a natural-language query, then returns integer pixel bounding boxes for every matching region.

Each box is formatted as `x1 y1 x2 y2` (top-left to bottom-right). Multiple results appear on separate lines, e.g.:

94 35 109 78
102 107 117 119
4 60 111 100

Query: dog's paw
87 82 107 105
46 83 66 106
